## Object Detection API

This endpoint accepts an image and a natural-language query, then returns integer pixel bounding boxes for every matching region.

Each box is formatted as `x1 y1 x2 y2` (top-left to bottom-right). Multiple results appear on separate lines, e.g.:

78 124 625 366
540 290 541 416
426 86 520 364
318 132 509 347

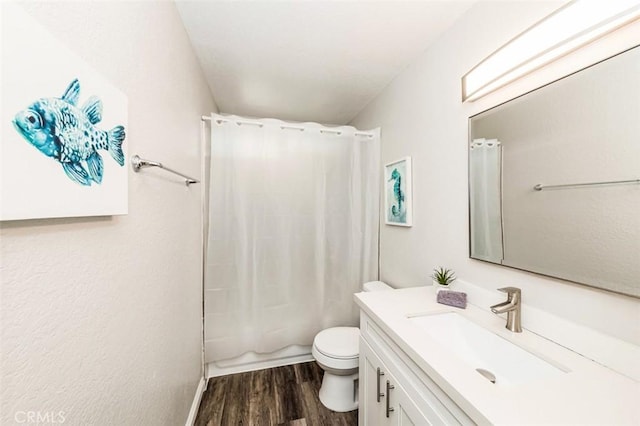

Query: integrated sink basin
409 312 566 385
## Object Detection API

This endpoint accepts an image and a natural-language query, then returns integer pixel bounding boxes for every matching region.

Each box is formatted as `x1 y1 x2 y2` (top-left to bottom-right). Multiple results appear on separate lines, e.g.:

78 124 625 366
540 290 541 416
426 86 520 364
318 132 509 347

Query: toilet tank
362 281 392 292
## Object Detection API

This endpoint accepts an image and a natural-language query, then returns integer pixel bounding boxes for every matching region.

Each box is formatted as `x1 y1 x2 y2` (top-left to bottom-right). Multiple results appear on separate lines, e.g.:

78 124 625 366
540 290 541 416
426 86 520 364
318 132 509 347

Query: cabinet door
384 372 430 426
359 337 387 426
361 337 431 426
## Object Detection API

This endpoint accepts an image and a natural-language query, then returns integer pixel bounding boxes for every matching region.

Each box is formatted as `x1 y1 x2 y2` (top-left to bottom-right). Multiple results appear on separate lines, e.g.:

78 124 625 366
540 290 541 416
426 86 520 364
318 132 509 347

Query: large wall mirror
468 45 639 298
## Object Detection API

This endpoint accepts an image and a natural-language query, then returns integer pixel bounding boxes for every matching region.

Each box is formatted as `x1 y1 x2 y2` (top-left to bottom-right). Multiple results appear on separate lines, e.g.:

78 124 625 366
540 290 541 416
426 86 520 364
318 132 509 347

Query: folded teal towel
437 290 467 309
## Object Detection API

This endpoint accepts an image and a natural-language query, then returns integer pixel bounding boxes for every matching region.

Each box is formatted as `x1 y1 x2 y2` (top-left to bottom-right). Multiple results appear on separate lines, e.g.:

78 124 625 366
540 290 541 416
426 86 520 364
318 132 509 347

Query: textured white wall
0 2 217 425
350 1 640 346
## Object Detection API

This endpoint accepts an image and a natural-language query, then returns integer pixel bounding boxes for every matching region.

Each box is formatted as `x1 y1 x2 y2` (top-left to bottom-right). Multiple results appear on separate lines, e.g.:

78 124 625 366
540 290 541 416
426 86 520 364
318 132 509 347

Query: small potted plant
431 267 456 292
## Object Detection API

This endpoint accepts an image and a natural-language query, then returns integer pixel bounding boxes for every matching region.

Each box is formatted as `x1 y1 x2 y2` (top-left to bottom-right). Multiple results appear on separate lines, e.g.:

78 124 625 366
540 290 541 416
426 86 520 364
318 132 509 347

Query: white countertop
355 286 640 425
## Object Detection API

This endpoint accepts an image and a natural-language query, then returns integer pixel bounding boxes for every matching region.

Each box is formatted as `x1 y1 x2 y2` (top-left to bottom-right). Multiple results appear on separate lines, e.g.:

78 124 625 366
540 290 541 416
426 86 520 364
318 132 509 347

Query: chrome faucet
490 287 522 333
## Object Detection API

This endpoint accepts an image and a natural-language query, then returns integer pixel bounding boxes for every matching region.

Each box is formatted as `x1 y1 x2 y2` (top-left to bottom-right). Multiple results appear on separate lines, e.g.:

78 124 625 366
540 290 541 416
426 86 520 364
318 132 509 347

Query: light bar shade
462 0 640 102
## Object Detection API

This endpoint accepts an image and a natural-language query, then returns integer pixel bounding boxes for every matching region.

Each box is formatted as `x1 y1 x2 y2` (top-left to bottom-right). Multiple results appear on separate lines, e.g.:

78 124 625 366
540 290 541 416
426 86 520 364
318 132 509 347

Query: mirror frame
467 45 640 298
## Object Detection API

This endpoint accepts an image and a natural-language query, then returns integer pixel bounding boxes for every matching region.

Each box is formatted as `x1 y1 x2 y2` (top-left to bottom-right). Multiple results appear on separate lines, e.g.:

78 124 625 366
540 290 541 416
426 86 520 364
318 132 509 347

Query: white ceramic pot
433 280 451 293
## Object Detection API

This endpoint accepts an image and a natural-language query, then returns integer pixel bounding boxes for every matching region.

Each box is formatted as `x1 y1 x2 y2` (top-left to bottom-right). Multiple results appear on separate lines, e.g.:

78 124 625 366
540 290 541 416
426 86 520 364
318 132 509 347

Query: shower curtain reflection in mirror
469 138 503 263
204 114 380 363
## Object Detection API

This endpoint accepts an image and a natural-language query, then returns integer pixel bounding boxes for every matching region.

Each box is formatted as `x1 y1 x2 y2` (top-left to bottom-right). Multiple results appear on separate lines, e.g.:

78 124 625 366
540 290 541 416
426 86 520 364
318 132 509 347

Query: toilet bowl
312 281 392 412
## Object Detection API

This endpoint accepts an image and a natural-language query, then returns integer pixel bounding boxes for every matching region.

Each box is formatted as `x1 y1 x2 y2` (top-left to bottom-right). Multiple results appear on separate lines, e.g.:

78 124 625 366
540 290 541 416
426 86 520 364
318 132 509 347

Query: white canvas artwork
0 4 128 220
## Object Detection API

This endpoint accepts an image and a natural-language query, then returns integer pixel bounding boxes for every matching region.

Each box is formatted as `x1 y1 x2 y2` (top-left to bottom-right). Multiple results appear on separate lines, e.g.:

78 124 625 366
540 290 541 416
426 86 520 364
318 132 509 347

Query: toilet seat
312 327 359 370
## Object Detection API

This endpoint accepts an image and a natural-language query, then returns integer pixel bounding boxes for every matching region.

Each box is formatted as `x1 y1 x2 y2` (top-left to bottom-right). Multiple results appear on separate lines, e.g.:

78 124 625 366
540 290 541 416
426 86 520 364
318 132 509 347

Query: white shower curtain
469 138 504 263
204 114 380 362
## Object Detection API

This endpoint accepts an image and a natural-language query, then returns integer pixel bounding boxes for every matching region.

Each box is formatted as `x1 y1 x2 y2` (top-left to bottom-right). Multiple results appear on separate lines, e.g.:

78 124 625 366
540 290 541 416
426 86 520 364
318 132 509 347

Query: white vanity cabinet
358 312 473 426
356 287 640 425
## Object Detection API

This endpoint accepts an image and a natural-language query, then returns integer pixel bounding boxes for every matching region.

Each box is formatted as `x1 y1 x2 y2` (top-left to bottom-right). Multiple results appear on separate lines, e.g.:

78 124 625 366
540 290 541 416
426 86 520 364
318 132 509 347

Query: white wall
350 1 640 346
0 2 217 425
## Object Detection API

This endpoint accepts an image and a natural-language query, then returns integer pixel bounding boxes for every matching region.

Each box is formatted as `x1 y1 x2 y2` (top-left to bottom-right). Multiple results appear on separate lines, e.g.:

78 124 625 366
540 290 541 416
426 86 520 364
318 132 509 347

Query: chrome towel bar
131 155 199 186
533 178 639 191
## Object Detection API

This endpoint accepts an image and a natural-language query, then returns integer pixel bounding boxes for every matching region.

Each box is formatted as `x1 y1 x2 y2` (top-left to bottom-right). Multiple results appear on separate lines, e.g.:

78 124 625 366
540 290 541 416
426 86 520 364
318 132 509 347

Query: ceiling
176 1 475 125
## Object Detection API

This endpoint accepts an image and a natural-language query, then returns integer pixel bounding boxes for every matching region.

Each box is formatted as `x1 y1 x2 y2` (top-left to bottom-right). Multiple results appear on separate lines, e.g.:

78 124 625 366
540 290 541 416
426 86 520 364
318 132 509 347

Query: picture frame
1 4 128 221
384 156 412 227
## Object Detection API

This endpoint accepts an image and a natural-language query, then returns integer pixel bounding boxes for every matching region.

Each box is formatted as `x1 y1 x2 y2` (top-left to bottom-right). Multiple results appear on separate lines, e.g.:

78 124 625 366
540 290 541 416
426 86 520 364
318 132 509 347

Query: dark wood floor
195 361 358 426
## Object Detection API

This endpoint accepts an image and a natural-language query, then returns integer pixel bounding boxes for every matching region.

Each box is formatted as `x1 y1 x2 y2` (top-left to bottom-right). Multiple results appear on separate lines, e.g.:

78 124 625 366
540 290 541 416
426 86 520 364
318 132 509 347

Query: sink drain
476 368 496 384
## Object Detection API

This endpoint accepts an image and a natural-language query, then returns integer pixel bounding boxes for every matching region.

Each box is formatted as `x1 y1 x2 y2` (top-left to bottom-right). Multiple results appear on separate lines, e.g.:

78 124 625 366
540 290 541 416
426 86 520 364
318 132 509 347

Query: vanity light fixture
462 0 640 102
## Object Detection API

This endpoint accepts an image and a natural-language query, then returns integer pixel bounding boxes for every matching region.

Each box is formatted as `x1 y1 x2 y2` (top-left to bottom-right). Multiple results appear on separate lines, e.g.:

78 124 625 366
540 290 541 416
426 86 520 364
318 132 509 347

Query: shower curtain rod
201 115 374 138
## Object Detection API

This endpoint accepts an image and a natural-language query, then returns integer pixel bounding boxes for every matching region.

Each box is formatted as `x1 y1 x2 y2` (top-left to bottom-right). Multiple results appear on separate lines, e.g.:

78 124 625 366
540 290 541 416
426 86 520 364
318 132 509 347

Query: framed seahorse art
384 157 412 227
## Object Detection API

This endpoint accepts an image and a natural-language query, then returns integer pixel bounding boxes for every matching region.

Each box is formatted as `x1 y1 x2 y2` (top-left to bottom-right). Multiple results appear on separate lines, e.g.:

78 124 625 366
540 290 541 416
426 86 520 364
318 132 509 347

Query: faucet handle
497 286 521 295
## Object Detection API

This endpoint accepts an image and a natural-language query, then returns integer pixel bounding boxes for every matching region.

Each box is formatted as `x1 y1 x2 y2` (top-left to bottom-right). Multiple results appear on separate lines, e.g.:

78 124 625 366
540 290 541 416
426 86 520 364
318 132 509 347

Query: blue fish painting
12 78 126 186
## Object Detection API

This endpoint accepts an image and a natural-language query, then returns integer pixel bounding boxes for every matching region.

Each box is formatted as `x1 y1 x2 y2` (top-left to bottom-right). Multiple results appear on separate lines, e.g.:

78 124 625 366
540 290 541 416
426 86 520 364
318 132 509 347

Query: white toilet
312 280 393 412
